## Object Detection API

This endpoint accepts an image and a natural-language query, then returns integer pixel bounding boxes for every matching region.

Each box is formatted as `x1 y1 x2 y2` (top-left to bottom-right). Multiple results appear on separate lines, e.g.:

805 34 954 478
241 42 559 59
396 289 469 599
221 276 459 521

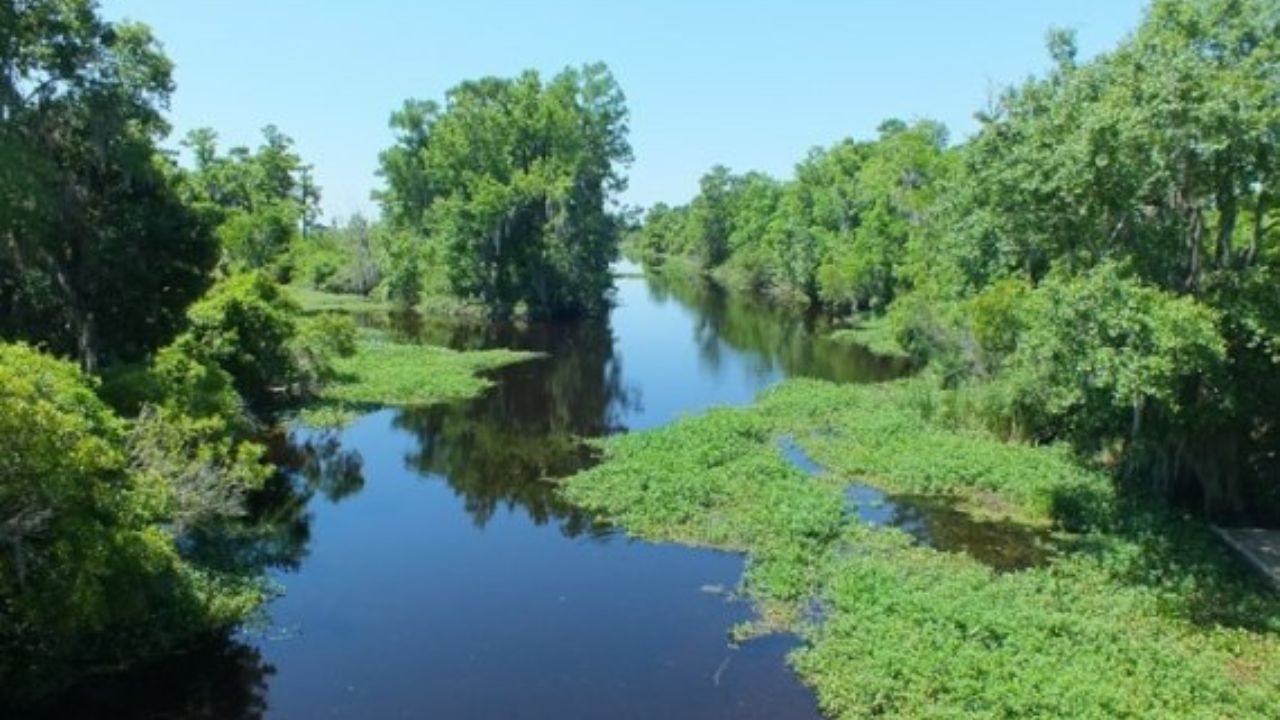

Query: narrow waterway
37 263 908 719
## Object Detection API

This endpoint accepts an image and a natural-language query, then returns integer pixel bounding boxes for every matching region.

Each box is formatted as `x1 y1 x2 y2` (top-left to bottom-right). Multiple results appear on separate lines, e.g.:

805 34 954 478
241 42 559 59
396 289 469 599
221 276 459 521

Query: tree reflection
393 316 634 536
21 430 368 718
646 270 912 383
21 635 273 720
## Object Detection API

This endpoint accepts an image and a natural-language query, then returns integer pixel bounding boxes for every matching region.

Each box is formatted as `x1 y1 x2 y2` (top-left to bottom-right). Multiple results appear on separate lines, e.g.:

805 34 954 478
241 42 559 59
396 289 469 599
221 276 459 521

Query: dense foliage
0 344 270 699
0 1 218 371
633 0 1280 521
376 64 632 318
0 1 338 701
563 377 1280 718
182 125 321 274
631 119 950 310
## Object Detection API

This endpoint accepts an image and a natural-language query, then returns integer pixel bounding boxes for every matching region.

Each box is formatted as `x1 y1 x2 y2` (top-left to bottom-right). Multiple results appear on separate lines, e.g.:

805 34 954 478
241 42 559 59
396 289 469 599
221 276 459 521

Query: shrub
291 312 359 391
181 272 301 408
0 344 266 699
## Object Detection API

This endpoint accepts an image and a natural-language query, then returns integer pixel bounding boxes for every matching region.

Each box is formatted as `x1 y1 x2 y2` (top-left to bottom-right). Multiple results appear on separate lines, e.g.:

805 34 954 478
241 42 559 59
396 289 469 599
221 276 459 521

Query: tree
0 1 218 370
181 125 320 272
177 272 302 410
376 63 632 318
0 342 268 697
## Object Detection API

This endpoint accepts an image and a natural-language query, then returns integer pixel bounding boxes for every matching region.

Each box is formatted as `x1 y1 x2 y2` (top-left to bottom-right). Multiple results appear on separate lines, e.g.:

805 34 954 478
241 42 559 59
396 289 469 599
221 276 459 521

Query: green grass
298 334 541 427
829 316 910 360
287 285 492 321
287 286 392 314
560 377 1280 718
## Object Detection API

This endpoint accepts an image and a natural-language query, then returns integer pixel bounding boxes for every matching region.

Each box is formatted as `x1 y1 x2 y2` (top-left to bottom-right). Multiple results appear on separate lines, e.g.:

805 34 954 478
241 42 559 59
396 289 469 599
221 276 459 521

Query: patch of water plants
296 323 541 428
561 378 1280 718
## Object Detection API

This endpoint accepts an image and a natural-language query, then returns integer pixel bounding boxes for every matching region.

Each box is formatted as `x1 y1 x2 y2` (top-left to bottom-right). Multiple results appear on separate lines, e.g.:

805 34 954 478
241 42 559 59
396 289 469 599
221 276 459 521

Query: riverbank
287 288 542 427
561 377 1280 717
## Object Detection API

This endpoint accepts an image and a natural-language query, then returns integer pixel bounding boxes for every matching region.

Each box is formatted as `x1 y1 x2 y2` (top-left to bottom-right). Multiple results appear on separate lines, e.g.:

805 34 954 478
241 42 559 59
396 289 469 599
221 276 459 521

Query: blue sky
100 0 1146 221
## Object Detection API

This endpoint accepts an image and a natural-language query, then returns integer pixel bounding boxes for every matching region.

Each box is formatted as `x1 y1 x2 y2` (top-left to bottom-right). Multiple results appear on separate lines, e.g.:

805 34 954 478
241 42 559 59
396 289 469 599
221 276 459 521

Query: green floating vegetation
759 379 1110 528
287 286 392 315
561 377 1280 718
562 408 843 622
298 334 541 427
828 317 909 361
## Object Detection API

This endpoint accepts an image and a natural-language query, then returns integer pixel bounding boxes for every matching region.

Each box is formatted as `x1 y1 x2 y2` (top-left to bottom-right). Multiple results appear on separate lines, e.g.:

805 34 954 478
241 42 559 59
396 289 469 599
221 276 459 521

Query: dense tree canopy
631 119 950 310
376 63 632 318
632 0 1280 520
0 2 339 700
182 125 321 273
0 0 218 370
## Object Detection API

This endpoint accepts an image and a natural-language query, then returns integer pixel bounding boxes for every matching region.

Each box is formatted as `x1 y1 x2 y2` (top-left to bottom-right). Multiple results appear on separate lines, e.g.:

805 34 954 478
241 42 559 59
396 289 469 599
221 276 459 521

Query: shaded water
779 439 1051 572
33 265 908 719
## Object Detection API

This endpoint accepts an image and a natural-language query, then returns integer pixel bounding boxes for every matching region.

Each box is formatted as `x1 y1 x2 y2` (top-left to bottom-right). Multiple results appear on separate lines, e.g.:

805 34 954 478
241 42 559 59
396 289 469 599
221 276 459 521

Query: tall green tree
0 0 217 371
376 63 632 318
181 124 321 272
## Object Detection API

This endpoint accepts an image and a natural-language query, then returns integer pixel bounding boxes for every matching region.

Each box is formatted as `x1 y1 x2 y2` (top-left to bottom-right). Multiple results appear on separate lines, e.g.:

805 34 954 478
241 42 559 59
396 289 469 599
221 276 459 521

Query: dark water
780 439 1051 572
34 264 909 719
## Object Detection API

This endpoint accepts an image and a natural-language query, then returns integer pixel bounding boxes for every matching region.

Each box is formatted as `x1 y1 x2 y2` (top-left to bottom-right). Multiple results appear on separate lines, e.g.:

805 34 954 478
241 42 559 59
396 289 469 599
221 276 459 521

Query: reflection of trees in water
26 430 367 717
23 635 273 720
646 271 911 384
181 429 366 578
394 316 634 536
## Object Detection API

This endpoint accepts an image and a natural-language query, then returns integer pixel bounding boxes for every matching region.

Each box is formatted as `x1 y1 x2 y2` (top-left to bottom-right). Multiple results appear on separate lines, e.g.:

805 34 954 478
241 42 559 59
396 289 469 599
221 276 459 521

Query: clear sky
100 0 1146 221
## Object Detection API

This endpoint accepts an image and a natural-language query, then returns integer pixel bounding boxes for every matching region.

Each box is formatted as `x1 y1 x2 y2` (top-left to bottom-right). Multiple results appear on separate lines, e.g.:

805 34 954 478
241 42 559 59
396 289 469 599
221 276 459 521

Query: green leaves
1 1 217 370
179 271 301 409
0 342 268 698
377 64 631 319
181 125 320 273
1006 265 1226 446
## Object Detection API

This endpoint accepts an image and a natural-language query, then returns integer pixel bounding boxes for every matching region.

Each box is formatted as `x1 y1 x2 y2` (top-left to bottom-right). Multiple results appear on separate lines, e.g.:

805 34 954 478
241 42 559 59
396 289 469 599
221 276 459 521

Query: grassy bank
288 285 492 321
291 288 541 427
828 317 910 361
561 378 1280 718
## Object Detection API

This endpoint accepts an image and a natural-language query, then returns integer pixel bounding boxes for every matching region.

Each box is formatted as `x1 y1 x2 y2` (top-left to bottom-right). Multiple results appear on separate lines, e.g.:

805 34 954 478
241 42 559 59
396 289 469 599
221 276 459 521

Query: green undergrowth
560 377 1280 718
298 330 540 427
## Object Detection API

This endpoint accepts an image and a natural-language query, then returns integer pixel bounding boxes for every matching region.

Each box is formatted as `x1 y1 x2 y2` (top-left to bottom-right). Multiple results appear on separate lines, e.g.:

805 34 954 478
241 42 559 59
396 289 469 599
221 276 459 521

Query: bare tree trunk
1215 192 1237 269
53 264 97 372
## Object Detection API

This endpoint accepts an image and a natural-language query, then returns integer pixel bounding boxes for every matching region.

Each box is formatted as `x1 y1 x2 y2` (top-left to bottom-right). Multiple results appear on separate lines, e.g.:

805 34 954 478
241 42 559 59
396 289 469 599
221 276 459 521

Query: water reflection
23 636 273 720
780 438 1050 571
32 270 912 718
644 270 912 384
394 319 631 534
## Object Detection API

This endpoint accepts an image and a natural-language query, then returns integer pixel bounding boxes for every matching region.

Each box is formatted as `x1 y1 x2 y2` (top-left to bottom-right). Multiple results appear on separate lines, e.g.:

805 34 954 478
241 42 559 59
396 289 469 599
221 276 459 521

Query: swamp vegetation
3 0 1280 717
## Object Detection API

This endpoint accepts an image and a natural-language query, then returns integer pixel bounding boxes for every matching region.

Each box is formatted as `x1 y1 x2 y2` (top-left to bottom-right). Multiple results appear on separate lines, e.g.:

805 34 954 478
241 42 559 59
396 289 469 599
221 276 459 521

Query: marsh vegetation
4 0 1280 717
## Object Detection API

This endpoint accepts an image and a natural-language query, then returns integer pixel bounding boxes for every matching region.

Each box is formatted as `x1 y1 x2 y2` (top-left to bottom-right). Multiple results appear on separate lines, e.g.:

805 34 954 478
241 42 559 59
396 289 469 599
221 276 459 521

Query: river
35 261 908 719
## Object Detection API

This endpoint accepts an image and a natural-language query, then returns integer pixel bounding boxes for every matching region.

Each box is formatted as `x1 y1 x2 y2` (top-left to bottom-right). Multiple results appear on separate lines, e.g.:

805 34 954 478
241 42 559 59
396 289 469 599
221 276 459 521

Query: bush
1004 265 1225 447
181 272 301 409
0 344 266 700
291 312 358 391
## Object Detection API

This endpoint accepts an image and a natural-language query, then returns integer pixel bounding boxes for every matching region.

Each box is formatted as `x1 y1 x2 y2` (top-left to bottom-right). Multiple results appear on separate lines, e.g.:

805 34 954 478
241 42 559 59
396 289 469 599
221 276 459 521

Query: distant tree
182 124 320 272
376 63 632 318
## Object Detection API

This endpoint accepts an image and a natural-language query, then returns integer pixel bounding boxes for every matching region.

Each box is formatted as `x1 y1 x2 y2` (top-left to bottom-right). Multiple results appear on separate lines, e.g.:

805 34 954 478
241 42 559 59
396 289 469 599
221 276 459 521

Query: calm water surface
37 264 907 719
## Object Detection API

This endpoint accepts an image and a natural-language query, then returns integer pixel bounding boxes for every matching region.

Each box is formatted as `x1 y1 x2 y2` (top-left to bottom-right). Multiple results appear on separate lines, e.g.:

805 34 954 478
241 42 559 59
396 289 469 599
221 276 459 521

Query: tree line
0 0 367 700
2 0 629 699
630 0 1280 521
